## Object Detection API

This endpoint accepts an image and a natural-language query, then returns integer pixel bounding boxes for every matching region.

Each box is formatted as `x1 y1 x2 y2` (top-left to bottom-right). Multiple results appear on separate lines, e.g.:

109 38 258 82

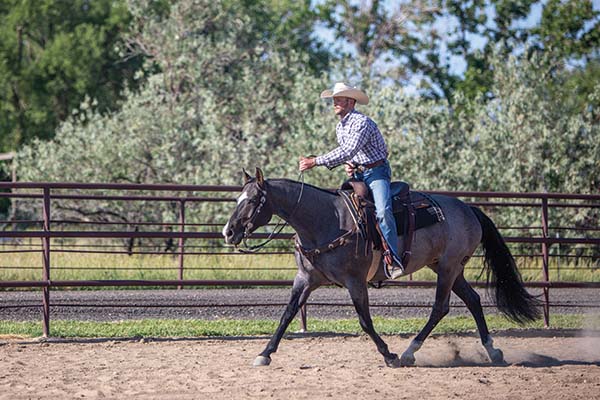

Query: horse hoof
385 353 401 368
253 356 271 367
400 352 416 367
489 349 505 364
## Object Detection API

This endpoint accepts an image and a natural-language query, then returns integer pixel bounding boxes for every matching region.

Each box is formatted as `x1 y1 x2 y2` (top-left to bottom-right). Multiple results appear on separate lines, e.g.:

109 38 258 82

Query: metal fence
0 181 599 336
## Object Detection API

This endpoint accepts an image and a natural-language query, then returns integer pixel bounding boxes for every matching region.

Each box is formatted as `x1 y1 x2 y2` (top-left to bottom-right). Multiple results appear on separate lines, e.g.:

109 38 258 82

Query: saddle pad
392 193 444 233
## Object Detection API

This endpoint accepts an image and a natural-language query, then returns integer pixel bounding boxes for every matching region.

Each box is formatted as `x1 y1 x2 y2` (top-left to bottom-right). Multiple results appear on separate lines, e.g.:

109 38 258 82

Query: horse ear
242 168 252 184
255 167 265 187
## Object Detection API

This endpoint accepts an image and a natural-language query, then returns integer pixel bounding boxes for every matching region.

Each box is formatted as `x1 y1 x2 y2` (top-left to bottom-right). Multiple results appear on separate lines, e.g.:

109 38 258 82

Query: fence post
541 197 550 328
556 232 561 281
42 187 51 337
178 200 186 289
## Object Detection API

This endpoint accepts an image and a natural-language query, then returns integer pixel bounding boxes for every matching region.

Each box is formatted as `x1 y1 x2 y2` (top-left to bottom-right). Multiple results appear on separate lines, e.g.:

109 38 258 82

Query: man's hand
299 156 316 172
344 162 355 177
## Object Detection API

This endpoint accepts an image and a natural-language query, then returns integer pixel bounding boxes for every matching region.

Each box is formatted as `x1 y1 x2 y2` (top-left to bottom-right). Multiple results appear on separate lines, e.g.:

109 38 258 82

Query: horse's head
222 168 274 246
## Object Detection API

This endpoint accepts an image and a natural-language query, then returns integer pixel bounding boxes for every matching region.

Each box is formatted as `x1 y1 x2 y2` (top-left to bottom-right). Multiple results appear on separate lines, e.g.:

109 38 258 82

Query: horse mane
267 178 339 197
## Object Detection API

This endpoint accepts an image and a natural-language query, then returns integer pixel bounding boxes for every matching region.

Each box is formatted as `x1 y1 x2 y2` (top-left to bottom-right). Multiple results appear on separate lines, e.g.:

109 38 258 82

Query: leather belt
361 159 386 169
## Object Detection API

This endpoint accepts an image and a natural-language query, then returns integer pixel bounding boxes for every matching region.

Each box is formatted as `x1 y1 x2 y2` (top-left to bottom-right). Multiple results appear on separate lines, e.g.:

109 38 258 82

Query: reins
239 172 305 253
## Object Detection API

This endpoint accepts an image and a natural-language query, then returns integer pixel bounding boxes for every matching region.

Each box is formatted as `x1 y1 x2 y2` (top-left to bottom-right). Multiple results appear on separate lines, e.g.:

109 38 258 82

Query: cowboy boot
383 250 405 280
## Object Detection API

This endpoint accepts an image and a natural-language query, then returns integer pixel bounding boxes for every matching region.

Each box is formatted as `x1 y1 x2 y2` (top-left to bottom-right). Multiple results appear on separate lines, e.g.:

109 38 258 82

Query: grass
0 242 298 283
1 237 599 291
1 314 599 339
2 241 599 285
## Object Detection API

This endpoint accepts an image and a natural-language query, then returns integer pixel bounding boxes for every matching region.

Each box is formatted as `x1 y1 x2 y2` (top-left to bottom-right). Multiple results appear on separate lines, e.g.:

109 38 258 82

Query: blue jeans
354 161 400 259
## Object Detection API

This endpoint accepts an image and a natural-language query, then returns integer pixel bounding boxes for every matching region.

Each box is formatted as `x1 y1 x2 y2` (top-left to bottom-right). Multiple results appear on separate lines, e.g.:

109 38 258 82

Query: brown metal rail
2 279 599 289
0 181 598 336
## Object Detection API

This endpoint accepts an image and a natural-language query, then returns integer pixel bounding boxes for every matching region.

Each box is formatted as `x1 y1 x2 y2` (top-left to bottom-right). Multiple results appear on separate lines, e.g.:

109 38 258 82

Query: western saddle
339 178 445 270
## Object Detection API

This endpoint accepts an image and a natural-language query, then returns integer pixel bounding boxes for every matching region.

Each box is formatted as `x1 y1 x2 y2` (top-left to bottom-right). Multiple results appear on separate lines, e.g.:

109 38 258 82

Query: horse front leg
347 280 400 368
254 275 312 366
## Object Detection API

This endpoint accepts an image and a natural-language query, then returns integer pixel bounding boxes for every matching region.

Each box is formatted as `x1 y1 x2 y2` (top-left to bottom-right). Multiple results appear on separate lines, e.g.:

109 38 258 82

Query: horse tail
470 206 540 323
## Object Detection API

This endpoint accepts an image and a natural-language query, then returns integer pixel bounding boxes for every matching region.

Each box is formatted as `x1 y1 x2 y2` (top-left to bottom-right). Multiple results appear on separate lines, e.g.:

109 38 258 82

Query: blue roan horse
223 169 540 367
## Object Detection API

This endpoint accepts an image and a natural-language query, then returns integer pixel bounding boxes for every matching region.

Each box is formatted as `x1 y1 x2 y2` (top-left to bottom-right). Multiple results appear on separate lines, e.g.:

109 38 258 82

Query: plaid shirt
315 110 388 169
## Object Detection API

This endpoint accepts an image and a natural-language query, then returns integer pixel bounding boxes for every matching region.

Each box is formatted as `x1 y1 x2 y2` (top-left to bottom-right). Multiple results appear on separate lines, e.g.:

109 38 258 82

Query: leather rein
239 174 363 263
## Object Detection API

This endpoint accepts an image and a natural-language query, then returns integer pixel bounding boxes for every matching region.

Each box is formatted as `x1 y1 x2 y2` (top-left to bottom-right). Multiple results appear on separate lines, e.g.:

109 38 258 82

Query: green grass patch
2 243 599 286
0 248 298 286
2 314 598 339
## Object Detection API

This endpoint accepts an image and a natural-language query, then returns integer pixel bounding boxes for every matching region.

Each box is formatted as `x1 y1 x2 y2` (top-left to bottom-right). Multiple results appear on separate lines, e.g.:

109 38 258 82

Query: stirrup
383 250 405 280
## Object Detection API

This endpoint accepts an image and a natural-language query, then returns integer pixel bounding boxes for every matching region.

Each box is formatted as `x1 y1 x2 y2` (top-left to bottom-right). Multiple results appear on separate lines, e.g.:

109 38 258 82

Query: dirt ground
1 331 600 400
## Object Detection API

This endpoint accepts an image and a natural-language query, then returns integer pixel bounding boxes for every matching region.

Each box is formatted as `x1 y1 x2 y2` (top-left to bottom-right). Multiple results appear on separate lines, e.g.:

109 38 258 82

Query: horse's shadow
508 354 600 368
416 328 600 368
416 352 600 368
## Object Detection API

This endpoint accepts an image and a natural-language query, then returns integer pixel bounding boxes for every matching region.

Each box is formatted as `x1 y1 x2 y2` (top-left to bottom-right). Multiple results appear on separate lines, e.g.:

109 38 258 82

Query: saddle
339 178 445 269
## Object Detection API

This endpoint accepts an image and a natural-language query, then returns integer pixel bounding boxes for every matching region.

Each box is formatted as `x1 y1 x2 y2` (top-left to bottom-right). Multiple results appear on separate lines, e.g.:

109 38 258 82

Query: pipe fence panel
0 182 598 335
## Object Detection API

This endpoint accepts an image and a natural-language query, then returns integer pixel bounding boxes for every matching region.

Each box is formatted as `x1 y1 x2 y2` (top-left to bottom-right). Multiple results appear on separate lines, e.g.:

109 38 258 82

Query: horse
223 168 540 367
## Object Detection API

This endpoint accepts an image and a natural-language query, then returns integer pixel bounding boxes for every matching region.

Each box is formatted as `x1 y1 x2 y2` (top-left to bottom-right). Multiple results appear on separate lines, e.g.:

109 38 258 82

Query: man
298 82 404 279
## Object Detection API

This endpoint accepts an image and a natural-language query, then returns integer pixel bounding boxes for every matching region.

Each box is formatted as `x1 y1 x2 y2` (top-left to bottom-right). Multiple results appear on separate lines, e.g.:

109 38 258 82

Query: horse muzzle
222 222 244 245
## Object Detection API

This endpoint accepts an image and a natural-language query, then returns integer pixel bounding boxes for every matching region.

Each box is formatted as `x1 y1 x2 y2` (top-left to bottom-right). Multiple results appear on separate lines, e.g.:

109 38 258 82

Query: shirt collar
340 109 358 125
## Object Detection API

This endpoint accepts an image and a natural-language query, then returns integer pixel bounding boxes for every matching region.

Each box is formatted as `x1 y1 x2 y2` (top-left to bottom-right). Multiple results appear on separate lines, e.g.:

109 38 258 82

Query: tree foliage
15 0 332 225
316 0 438 82
317 0 599 104
13 0 600 234
0 0 144 153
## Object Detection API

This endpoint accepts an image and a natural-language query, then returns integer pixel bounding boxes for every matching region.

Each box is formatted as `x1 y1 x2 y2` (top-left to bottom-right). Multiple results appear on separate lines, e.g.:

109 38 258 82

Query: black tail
471 206 540 323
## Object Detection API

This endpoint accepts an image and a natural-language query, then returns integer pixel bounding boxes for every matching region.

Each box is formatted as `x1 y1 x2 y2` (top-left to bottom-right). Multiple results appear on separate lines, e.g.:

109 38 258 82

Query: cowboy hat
320 82 369 105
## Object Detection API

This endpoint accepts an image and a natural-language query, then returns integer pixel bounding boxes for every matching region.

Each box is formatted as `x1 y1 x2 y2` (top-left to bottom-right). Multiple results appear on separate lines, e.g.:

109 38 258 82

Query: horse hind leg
401 267 454 366
452 275 505 364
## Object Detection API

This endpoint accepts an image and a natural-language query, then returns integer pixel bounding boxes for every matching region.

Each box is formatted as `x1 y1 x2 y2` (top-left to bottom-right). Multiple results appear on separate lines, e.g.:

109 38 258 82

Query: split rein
238 172 306 253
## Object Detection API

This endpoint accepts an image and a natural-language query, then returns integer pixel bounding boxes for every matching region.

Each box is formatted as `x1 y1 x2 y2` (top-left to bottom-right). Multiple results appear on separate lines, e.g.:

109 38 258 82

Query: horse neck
266 179 342 246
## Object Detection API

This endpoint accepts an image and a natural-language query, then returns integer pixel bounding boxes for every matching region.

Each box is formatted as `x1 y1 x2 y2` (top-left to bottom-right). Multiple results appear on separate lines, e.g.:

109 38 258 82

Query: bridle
239 172 305 253
241 186 268 240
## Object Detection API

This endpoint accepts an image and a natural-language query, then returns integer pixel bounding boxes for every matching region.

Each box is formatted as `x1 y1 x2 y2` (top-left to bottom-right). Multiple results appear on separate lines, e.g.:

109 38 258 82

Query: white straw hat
320 82 369 105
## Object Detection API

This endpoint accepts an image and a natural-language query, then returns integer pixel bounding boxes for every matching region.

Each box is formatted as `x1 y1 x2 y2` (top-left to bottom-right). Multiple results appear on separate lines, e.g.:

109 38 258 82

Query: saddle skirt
340 179 444 228
339 179 445 280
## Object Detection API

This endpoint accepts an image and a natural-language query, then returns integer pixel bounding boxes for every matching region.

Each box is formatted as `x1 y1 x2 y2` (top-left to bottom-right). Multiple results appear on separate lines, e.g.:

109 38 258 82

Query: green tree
0 0 144 153
451 0 599 102
531 0 600 61
416 0 537 100
15 1 599 235
16 0 332 226
316 0 438 82
233 0 331 74
315 0 538 98
317 0 599 103
366 47 599 235
528 0 600 115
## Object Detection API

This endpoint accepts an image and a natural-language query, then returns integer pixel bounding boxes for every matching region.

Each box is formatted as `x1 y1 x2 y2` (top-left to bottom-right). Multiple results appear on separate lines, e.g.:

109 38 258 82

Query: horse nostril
226 229 234 238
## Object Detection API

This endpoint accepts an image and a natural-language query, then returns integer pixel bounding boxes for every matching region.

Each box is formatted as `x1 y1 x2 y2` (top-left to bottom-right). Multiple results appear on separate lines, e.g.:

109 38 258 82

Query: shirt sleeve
315 118 371 169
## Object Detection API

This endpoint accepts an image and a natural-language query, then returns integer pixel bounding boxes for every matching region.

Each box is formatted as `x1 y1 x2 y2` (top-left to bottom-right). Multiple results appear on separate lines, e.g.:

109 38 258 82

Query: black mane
267 178 340 197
